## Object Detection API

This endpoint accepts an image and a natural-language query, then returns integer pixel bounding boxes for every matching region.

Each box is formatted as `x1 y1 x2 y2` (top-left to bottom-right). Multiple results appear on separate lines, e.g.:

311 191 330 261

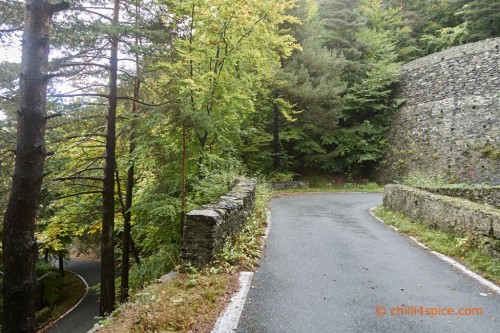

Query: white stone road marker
211 271 254 333
370 208 500 295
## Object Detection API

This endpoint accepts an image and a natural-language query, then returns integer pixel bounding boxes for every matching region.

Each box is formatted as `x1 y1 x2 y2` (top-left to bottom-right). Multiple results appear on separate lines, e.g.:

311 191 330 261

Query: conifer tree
2 1 69 331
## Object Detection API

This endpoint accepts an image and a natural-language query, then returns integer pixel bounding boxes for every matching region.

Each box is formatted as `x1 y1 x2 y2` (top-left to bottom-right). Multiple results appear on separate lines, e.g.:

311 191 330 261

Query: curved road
236 192 500 333
45 258 100 333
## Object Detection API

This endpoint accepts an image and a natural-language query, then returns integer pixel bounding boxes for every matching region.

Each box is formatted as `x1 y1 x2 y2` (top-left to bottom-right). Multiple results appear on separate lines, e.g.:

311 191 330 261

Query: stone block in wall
180 179 257 266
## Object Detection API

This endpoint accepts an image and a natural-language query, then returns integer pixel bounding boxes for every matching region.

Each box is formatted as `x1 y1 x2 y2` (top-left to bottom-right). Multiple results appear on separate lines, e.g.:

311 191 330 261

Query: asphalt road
45 258 100 333
236 192 500 333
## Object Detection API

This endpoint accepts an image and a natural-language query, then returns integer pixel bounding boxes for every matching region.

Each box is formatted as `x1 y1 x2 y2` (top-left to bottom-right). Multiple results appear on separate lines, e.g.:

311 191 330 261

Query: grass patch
97 184 272 333
373 206 500 285
274 182 383 194
99 271 237 333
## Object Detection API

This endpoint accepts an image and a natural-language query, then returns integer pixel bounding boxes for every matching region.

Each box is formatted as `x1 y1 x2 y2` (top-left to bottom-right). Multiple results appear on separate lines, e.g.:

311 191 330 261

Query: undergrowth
97 184 272 333
373 207 500 284
274 182 383 193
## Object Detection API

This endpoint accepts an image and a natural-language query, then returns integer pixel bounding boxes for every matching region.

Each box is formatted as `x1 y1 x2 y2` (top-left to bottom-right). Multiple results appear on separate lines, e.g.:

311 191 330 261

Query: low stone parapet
180 179 257 266
383 185 499 257
270 181 309 190
418 186 500 209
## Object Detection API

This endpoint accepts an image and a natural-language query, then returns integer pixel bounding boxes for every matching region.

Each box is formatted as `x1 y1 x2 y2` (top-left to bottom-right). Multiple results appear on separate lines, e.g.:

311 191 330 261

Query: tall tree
318 0 367 75
100 0 120 316
119 0 142 303
2 1 69 332
460 0 500 40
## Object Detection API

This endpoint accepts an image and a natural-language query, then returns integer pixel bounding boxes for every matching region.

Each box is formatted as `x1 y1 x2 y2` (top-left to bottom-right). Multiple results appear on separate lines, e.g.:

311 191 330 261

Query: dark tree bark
120 1 141 300
100 0 120 316
130 236 141 265
273 100 281 171
58 251 64 278
2 1 68 332
119 104 138 303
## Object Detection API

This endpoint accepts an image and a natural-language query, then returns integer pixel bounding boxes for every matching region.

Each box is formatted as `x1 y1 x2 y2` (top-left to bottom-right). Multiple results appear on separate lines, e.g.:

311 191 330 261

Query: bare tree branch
116 96 166 107
51 93 110 99
71 7 114 21
44 113 64 121
53 191 102 201
50 1 70 14
68 167 104 177
56 62 110 70
0 27 22 33
54 176 104 182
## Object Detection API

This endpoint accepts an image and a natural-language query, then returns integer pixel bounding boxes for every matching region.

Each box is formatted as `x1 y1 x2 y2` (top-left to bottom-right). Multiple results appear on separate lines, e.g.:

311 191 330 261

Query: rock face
383 185 500 257
180 179 257 266
377 38 500 185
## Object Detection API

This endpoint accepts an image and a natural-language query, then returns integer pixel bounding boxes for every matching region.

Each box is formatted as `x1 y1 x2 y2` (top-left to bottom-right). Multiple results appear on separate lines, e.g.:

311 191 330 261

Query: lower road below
46 258 100 333
236 192 500 333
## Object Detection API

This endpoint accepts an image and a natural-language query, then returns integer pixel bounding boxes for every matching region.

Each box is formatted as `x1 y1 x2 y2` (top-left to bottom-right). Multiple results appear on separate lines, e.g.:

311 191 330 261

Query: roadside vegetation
272 173 384 193
36 269 87 330
0 262 86 330
96 185 271 332
372 207 500 285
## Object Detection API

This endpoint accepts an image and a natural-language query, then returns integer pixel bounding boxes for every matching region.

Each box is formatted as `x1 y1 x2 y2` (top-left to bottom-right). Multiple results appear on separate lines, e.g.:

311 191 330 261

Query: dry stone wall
383 185 500 257
377 38 500 185
418 186 500 209
180 179 256 266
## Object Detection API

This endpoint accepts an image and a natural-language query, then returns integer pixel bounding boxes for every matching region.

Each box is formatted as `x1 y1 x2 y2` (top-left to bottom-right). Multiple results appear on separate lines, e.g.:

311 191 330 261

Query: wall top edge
401 37 500 72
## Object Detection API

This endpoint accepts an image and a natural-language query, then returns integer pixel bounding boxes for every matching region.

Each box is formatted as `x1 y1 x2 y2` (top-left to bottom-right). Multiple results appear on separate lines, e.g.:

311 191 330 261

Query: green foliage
277 33 346 171
361 0 418 61
342 182 382 191
460 0 500 40
421 22 470 53
313 1 401 176
214 184 272 271
128 249 177 293
384 0 498 55
480 144 500 160
401 171 449 187
318 0 366 73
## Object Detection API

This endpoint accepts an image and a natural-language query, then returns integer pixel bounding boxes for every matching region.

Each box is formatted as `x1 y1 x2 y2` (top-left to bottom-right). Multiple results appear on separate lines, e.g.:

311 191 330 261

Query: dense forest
0 0 498 331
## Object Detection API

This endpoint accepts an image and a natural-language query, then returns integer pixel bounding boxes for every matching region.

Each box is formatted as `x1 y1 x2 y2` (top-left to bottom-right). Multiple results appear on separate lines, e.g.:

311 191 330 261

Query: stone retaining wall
180 179 257 266
383 185 499 256
376 38 500 185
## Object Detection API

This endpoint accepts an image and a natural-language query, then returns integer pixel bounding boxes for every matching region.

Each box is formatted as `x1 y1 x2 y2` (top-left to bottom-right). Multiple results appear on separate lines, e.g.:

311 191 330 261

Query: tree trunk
273 100 281 171
100 0 120 316
180 125 187 243
120 4 141 299
119 146 134 303
58 251 64 278
130 236 141 265
2 1 68 332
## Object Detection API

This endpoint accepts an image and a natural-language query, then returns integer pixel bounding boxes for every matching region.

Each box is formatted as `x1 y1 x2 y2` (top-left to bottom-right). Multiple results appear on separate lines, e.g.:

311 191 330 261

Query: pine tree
461 0 500 40
2 2 69 331
318 0 367 76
